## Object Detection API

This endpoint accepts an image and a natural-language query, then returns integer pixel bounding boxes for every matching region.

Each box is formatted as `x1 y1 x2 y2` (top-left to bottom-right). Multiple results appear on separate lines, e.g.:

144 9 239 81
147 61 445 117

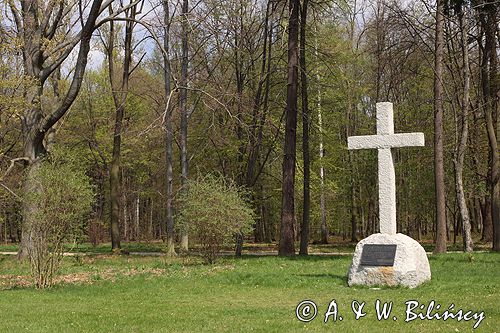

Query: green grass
0 252 499 332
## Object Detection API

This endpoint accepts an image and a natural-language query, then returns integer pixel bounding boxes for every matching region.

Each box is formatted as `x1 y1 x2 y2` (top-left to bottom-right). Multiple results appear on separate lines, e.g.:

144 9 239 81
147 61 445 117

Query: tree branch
39 0 105 134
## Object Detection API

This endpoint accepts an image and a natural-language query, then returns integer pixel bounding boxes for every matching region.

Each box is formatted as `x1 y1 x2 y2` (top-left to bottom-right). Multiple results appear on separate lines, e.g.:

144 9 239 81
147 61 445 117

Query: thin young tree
162 0 176 256
299 0 310 256
453 2 473 252
179 0 190 252
313 24 328 244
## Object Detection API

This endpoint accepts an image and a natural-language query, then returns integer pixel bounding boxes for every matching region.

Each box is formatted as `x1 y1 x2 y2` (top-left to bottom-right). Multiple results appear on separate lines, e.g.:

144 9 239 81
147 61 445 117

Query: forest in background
0 0 498 256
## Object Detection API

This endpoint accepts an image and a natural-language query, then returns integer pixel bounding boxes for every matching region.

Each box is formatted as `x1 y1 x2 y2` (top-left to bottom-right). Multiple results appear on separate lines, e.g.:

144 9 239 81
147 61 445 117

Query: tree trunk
279 0 300 257
313 27 328 244
108 4 136 251
299 0 310 256
471 105 491 241
179 0 190 252
478 0 500 250
454 9 473 252
123 181 128 241
474 197 482 233
16 0 104 259
433 0 447 254
19 158 42 259
163 0 177 257
255 3 274 244
234 2 245 257
485 4 500 251
135 195 140 240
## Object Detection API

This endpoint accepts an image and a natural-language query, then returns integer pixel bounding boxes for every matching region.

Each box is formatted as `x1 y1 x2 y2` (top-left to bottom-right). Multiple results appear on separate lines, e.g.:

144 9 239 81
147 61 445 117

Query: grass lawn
0 251 498 333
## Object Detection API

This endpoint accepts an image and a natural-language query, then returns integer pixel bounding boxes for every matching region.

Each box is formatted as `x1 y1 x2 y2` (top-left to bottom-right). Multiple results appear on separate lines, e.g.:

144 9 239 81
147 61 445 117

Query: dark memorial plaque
360 244 397 266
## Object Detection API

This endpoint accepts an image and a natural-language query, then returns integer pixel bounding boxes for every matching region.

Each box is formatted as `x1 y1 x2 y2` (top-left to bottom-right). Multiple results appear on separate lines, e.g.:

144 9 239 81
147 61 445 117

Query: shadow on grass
286 255 351 262
295 273 348 285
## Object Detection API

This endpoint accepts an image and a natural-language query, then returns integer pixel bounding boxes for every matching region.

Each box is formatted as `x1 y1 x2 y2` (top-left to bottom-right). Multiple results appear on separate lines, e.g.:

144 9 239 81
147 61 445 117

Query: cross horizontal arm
347 133 425 150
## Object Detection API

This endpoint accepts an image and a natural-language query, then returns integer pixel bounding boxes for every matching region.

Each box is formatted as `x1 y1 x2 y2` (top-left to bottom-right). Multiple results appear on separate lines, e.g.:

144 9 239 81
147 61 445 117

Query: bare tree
8 0 110 258
105 1 139 251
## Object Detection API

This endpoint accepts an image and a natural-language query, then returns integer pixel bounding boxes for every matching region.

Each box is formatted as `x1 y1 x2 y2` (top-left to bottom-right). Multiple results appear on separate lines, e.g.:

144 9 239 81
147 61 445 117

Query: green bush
179 175 254 263
24 156 94 288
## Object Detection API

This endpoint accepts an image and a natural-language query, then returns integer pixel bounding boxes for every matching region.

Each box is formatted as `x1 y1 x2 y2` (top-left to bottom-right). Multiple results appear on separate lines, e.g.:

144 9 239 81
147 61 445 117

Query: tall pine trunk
433 0 447 254
299 0 310 256
279 0 300 256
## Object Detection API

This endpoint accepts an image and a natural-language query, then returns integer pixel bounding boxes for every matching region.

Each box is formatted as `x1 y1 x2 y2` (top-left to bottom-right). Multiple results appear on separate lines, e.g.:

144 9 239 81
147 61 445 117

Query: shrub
179 175 254 263
24 156 94 288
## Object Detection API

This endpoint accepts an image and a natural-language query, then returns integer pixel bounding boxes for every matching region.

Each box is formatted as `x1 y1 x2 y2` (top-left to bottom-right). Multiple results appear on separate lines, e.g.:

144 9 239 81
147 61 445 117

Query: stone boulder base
348 233 431 288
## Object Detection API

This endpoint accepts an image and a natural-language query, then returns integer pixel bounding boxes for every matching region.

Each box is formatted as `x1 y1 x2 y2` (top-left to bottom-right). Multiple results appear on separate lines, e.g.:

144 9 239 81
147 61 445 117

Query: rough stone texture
347 133 425 150
376 102 394 134
348 233 431 288
378 148 396 234
347 102 424 235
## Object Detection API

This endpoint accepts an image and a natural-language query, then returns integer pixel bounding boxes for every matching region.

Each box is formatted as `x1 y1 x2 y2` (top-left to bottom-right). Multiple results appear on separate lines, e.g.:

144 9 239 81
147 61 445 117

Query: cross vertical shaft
377 103 396 234
378 148 396 234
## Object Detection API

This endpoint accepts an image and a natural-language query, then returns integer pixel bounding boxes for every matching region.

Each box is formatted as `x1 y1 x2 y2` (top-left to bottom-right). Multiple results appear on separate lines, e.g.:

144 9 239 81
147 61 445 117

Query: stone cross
347 102 424 235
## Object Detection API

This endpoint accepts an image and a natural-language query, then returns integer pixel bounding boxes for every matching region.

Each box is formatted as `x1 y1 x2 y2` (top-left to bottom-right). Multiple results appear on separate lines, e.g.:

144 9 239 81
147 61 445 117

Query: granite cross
347 102 425 235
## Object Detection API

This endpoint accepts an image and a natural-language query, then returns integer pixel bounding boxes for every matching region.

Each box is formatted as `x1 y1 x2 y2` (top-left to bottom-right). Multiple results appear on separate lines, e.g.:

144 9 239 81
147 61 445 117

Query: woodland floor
0 241 498 333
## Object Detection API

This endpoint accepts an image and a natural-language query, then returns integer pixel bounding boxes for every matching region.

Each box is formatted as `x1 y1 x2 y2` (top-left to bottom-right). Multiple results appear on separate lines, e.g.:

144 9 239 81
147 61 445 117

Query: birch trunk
314 29 328 244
